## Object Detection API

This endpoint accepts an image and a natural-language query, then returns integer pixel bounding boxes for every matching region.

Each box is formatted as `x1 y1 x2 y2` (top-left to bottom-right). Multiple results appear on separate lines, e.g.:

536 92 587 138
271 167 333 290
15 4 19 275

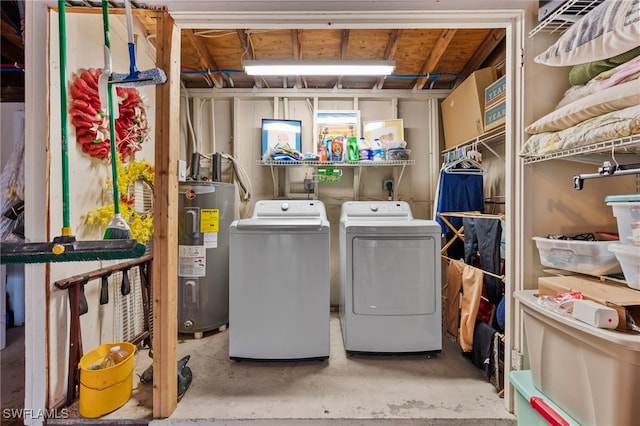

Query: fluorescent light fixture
243 60 395 76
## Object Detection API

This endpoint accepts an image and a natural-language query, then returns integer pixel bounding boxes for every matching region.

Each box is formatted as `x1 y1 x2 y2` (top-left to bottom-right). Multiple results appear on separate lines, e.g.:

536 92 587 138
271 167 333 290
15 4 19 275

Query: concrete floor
55 313 516 425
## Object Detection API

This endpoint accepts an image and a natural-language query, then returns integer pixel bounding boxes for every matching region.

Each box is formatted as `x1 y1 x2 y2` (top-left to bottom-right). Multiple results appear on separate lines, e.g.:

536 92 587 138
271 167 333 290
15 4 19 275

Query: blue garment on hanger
435 170 484 234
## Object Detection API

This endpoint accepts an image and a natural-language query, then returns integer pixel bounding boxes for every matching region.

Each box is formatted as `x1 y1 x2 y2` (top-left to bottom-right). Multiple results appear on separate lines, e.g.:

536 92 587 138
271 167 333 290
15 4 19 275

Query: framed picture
313 110 361 156
261 119 302 157
363 119 404 145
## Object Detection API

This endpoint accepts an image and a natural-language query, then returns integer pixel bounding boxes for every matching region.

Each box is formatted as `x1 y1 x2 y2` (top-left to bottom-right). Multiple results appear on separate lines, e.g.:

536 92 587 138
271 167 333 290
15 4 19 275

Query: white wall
183 92 441 304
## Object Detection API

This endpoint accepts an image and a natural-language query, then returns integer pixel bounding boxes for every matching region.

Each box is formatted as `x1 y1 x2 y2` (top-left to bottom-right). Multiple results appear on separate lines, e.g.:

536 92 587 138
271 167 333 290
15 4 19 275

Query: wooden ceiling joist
376 28 403 89
184 29 224 88
460 28 506 77
237 29 263 88
413 28 457 90
335 29 350 89
291 29 307 89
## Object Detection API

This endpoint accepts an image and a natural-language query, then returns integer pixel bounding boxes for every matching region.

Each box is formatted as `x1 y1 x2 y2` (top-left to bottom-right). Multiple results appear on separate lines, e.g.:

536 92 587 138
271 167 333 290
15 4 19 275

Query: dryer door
352 237 438 315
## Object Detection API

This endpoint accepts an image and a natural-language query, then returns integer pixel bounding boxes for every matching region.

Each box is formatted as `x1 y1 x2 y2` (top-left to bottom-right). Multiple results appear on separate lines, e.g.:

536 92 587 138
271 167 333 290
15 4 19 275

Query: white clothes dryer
229 200 330 360
339 201 441 354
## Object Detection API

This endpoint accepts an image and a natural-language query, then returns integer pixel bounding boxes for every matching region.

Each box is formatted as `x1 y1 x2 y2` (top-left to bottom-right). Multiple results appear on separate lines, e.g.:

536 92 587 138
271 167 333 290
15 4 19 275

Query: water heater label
178 245 206 277
203 232 218 248
200 209 219 233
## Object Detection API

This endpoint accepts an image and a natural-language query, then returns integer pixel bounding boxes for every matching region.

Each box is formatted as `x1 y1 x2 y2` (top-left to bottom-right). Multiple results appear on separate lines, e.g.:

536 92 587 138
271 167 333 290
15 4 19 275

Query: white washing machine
339 201 442 354
229 200 330 360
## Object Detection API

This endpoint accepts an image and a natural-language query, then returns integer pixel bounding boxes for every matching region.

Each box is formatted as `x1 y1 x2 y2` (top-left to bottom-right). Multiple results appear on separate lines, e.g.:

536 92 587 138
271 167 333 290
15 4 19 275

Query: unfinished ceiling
178 27 506 91
0 2 506 101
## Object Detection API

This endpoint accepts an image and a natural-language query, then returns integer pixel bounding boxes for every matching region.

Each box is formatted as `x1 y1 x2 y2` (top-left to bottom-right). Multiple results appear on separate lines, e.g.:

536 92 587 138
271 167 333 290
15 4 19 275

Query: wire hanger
443 145 485 175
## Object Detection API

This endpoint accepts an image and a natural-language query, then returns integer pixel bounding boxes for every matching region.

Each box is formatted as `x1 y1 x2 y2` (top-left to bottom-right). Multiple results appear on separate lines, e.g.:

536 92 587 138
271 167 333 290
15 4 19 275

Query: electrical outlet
304 179 315 192
383 179 394 191
178 160 187 181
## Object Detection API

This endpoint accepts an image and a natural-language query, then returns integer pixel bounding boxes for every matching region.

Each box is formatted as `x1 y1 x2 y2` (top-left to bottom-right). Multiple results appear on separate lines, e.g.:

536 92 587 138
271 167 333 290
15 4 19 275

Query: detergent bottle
331 137 344 162
347 137 359 162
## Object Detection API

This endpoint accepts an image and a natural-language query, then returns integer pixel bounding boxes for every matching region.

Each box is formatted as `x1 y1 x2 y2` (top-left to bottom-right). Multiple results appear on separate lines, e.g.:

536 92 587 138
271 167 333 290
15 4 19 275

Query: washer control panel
253 200 327 218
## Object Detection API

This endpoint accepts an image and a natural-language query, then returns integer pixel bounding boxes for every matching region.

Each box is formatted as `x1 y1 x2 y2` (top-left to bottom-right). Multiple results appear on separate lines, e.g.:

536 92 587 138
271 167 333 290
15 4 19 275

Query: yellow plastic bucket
78 342 136 418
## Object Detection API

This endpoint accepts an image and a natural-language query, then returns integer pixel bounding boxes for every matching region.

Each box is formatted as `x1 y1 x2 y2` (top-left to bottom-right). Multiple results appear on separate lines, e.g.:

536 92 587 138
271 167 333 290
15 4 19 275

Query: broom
102 0 132 240
0 1 145 264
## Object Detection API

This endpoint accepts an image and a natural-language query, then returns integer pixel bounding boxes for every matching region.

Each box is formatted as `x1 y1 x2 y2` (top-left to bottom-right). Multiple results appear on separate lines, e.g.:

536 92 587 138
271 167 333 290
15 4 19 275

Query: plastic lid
605 194 640 203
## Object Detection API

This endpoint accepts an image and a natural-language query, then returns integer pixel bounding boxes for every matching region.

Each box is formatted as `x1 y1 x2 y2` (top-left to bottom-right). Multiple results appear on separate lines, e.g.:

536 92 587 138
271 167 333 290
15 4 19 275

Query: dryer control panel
341 201 413 218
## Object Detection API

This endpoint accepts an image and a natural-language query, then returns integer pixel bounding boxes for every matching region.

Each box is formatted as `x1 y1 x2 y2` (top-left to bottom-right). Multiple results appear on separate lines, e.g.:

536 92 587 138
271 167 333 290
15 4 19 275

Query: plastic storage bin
609 243 640 289
510 370 579 426
606 194 640 246
78 342 136 418
514 290 640 426
386 149 411 160
532 237 622 275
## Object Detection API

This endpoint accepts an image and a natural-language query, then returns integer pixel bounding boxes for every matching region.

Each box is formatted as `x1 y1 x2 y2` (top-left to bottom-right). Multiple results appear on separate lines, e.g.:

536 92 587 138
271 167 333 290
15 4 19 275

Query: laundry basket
78 342 136 418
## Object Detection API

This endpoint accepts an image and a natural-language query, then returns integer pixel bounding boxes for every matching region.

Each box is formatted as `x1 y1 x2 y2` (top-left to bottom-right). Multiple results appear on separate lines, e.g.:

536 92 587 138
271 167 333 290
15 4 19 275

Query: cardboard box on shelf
484 101 506 132
485 75 506 109
484 75 506 132
441 67 498 149
537 275 640 331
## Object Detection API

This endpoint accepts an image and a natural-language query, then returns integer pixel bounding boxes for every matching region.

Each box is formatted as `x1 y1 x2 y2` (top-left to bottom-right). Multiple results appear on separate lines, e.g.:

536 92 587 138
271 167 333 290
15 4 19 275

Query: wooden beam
414 28 457 90
152 9 179 418
237 29 263 88
291 29 308 89
183 29 224 88
336 29 350 88
376 29 403 89
460 28 506 76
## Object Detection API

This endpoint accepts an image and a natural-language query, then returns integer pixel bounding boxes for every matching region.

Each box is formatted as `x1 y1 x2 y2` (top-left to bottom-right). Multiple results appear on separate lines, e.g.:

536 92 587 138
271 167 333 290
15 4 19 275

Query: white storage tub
515 290 640 426
606 194 640 246
609 243 640 290
532 237 622 276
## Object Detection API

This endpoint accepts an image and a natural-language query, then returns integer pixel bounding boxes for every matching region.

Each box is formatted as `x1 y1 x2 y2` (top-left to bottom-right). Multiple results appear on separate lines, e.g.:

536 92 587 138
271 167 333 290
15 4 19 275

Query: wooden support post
152 9 180 418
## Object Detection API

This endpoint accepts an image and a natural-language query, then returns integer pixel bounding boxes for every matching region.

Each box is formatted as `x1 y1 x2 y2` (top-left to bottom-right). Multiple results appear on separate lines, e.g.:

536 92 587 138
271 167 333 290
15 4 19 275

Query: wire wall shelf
257 160 415 167
442 126 506 154
522 134 640 164
529 0 603 37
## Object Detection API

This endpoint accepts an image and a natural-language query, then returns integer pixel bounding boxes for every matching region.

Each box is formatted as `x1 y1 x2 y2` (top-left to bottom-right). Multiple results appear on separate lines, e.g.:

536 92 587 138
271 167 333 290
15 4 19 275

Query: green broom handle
102 0 122 215
58 0 72 236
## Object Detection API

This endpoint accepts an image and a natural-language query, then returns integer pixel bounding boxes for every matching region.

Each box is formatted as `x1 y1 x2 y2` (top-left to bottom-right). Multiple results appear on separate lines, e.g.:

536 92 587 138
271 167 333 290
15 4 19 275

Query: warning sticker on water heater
200 209 219 232
200 208 219 248
178 245 206 277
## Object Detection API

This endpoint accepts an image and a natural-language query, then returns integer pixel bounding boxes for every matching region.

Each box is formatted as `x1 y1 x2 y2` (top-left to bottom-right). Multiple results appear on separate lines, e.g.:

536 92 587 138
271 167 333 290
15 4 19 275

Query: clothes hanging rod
438 211 505 220
441 255 506 282
573 162 640 190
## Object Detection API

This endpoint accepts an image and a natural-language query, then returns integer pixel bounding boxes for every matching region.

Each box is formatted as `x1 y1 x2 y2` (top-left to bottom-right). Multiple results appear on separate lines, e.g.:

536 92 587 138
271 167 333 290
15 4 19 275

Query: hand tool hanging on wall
111 0 167 86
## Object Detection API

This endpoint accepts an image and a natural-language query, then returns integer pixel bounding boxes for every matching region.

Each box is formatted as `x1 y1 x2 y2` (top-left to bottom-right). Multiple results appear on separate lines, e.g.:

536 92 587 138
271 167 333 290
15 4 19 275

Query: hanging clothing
464 319 498 380
445 259 465 337
459 264 484 352
434 170 484 235
462 216 503 306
